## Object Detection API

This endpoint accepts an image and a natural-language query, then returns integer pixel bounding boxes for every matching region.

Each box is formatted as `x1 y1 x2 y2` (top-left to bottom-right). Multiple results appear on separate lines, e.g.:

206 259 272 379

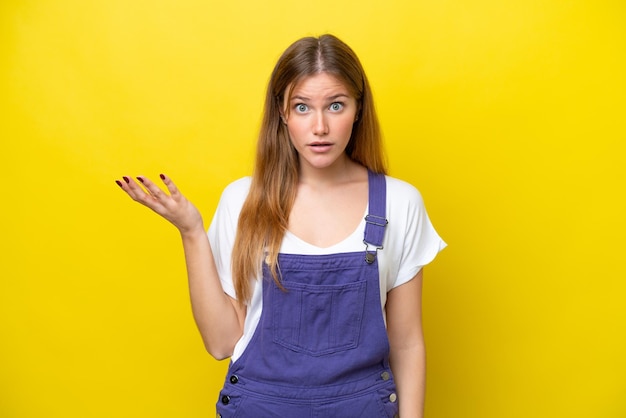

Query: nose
312 111 329 136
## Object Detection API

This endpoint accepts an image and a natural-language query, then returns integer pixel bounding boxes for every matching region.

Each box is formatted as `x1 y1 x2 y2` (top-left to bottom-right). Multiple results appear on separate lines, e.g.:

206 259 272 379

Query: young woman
116 34 445 418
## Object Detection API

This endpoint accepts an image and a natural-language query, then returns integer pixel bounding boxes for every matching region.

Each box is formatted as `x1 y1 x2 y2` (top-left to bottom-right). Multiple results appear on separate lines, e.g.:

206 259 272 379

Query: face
282 72 358 174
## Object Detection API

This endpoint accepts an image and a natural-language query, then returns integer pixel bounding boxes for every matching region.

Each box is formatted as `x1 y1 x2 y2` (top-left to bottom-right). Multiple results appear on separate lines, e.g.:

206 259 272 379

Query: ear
279 111 287 124
355 102 362 122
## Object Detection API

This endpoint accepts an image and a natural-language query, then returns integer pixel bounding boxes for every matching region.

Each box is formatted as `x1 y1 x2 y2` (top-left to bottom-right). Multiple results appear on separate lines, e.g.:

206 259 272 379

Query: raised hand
115 174 204 235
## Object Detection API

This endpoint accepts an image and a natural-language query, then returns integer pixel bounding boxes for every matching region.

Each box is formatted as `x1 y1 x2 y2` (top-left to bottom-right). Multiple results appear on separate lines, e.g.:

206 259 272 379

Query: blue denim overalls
216 171 399 417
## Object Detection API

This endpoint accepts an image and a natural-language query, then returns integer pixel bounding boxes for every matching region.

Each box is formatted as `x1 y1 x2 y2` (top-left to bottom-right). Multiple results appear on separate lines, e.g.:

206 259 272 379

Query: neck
298 156 366 187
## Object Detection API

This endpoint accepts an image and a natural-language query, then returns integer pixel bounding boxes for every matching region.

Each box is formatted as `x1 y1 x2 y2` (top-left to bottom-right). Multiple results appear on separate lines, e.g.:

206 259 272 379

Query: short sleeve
384 177 446 291
207 177 251 300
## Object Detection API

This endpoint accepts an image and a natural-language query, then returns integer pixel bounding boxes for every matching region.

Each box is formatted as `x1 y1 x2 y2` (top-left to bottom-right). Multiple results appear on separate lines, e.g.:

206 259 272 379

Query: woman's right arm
116 174 244 360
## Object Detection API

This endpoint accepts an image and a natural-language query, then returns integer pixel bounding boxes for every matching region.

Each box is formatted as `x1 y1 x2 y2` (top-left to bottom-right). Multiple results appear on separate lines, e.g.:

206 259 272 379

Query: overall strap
363 171 388 264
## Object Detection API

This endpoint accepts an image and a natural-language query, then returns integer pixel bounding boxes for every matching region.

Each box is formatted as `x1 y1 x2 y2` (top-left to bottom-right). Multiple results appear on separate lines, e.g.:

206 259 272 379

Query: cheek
287 120 308 138
338 119 356 139
286 124 303 147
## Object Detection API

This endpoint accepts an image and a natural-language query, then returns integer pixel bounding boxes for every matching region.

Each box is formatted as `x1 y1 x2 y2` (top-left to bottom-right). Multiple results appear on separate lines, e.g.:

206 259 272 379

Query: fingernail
136 176 144 183
159 174 165 180
123 176 130 183
115 180 123 188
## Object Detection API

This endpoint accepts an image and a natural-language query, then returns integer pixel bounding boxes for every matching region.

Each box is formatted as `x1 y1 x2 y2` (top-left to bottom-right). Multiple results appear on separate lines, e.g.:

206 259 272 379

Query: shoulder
384 175 425 207
217 177 252 207
209 177 252 242
211 177 252 226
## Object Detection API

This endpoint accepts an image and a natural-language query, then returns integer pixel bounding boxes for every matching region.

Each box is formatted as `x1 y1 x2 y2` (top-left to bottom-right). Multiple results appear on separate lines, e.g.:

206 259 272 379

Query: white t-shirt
208 176 446 362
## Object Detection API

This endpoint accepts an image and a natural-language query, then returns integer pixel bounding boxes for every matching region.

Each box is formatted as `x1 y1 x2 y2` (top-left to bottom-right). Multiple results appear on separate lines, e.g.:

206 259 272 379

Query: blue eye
295 104 308 113
330 102 343 111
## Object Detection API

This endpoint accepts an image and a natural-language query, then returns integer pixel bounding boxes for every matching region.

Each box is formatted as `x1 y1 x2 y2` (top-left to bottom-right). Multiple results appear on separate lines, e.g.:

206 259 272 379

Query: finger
117 175 160 208
115 175 143 198
135 175 169 202
125 175 150 198
158 173 182 199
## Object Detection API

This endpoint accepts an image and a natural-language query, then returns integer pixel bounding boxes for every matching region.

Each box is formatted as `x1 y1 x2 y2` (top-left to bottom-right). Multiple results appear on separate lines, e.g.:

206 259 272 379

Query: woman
116 34 445 418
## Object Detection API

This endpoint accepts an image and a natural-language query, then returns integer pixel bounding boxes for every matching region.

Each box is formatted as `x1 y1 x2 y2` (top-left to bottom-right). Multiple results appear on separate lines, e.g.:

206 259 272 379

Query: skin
387 269 426 417
283 72 369 248
117 71 426 417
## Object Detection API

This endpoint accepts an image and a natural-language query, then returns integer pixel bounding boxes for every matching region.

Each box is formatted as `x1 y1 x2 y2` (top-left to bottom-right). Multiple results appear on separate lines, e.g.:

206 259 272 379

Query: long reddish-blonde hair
231 34 387 302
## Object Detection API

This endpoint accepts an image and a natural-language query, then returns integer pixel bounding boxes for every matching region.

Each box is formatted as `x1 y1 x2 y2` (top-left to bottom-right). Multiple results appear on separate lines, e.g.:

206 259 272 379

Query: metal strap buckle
363 240 384 264
364 214 389 227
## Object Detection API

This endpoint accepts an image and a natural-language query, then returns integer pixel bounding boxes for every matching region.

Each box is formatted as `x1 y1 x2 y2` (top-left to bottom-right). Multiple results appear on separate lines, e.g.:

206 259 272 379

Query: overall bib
216 171 399 418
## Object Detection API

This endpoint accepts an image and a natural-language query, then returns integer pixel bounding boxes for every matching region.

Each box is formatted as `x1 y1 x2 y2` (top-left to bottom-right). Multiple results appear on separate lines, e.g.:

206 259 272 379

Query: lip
308 142 334 153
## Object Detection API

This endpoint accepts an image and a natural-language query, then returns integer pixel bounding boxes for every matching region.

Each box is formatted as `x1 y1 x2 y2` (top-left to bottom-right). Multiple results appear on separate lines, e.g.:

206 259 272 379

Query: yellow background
1 0 624 417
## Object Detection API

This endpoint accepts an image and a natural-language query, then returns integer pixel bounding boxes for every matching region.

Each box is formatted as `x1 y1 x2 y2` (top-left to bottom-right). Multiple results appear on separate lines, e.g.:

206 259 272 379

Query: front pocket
272 280 367 356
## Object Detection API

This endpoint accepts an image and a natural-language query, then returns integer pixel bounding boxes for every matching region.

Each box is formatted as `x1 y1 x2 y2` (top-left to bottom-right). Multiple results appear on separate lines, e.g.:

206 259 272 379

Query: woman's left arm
386 269 425 418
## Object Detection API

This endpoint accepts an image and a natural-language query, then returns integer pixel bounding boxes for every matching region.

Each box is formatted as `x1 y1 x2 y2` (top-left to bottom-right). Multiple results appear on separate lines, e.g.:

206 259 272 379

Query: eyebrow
290 94 350 102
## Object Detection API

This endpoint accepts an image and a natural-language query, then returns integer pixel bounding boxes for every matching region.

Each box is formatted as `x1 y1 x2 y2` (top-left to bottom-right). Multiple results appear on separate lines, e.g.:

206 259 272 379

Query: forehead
288 72 352 99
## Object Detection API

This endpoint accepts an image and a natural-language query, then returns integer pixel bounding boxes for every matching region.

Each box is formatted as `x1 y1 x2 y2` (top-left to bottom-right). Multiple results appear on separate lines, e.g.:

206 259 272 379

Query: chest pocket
271 280 367 356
